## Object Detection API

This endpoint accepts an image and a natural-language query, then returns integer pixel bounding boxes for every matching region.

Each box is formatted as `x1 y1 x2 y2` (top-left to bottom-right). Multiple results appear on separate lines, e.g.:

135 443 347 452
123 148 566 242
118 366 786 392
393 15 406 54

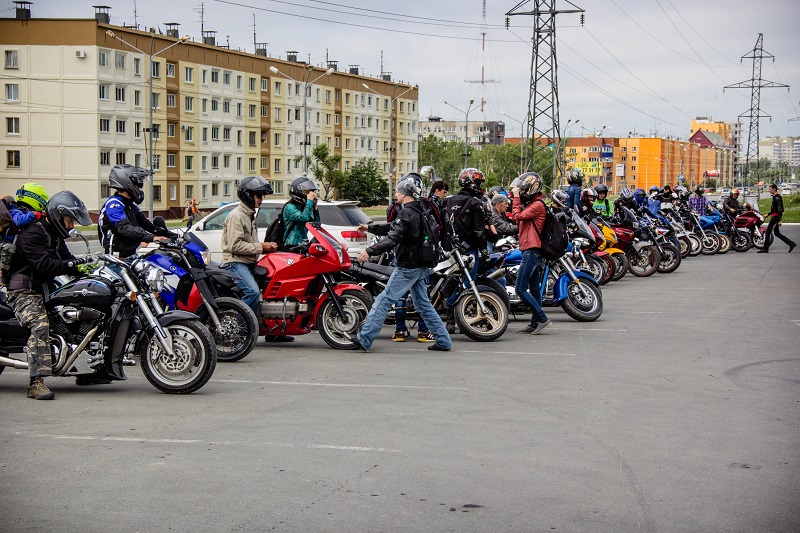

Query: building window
202 69 207 84
249 104 256 119
249 158 256 172
169 184 177 201
166 62 176 78
185 126 193 142
274 81 281 95
325 90 331 104
101 184 109 198
249 77 256 92
223 128 231 141
168 123 176 137
186 185 194 200
134 90 141 107
6 117 20 134
167 93 176 108
116 152 126 165
345 138 350 151
202 184 208 198
115 87 125 102
249 131 256 146
211 70 219 83
152 154 160 170
334 137 340 148
334 114 340 125
185 156 193 171
150 92 160 109
223 155 231 168
274 158 281 173
6 150 20 168
236 75 242 90
115 52 125 69
116 120 126 134
223 101 230 114
98 51 109 67
185 96 193 112
212 183 219 196
223 71 231 85
100 150 110 166
211 127 220 140
5 50 19 69
261 78 268 91
223 183 230 196
100 119 111 133
185 67 193 83
273 133 280 147
325 114 331 126
211 99 219 112
274 107 281 122
151 61 160 78
133 58 141 76
261 157 268 169
212 155 219 169
99 85 110 100
236 157 242 171
261 105 268 117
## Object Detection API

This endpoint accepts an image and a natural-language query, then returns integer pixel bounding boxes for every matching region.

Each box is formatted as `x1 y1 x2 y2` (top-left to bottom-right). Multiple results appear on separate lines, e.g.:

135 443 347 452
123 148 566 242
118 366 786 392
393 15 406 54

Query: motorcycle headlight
145 266 166 293
201 249 211 265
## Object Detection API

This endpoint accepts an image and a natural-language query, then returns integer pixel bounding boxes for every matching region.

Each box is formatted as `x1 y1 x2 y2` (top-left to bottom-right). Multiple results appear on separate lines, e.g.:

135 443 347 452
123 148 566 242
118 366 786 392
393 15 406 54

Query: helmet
732 188 740 197
551 189 568 207
109 164 149 205
581 188 598 204
633 188 647 206
594 184 609 195
457 168 485 193
488 185 507 198
567 169 584 185
288 176 317 204
15 182 49 212
649 185 661 194
513 172 543 203
45 191 92 239
678 189 692 201
395 175 422 199
491 193 510 206
238 175 274 209
619 188 633 200
694 186 704 195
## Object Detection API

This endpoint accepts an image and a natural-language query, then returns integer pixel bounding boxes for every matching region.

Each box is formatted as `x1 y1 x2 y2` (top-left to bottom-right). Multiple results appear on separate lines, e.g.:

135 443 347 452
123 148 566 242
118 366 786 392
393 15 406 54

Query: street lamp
106 29 190 218
560 119 580 185
363 83 416 198
500 111 525 176
443 99 477 168
269 65 334 174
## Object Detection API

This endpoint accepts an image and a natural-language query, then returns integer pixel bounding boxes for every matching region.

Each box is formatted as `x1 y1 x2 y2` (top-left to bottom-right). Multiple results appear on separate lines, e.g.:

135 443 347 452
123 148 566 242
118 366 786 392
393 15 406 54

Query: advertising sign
615 163 625 177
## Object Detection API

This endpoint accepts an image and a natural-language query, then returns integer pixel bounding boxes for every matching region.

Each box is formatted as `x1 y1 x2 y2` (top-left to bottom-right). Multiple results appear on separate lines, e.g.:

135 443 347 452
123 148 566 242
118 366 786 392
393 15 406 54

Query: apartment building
419 117 505 147
1 10 418 215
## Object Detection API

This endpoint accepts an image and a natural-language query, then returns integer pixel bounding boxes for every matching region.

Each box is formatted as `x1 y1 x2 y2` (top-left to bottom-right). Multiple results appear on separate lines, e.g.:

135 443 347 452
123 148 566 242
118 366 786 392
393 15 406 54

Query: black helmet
457 168 486 193
678 189 692 201
512 172 543 203
395 175 422 199
400 173 423 195
568 169 584 186
109 164 150 205
237 176 273 209
488 185 507 198
694 186 704 195
46 191 92 239
594 184 609 195
551 189 568 207
288 176 318 204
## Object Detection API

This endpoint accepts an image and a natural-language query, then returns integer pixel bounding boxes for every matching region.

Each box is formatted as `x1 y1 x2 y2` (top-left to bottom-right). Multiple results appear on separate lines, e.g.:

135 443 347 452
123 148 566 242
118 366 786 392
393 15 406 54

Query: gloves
66 256 95 268
479 248 489 260
33 211 44 220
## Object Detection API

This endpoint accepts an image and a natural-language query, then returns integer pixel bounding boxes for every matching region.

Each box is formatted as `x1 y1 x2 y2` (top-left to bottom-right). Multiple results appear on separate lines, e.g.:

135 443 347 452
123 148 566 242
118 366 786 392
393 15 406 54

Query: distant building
419 116 505 147
759 136 799 166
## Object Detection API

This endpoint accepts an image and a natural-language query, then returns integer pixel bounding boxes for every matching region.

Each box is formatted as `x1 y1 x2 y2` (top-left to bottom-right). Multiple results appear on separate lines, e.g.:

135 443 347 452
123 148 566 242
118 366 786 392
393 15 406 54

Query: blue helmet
633 188 647 206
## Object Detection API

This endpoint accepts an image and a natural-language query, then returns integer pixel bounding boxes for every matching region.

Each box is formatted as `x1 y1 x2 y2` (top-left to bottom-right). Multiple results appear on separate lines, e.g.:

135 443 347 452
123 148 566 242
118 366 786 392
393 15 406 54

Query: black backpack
406 198 442 268
263 205 286 251
531 199 568 261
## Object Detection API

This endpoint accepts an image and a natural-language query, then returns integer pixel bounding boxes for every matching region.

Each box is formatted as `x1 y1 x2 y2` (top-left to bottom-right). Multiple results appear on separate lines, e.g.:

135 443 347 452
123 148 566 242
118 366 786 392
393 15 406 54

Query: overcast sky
17 0 800 140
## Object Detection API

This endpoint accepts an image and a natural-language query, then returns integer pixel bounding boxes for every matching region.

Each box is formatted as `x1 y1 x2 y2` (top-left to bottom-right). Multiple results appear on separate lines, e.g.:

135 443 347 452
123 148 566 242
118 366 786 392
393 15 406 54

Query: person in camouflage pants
7 289 52 380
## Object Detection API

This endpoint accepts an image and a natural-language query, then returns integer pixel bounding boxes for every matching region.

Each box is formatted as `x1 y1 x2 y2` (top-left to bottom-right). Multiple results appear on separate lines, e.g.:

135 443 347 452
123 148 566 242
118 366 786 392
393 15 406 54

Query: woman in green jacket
283 176 321 247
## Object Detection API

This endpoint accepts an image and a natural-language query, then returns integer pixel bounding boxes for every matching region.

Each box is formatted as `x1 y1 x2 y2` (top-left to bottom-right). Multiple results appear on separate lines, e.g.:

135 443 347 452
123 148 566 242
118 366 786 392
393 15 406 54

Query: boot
445 308 456 334
28 377 55 400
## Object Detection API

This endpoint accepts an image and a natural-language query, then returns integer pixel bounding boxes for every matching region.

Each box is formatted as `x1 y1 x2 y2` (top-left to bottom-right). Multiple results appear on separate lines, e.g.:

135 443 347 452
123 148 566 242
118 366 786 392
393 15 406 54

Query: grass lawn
758 193 800 223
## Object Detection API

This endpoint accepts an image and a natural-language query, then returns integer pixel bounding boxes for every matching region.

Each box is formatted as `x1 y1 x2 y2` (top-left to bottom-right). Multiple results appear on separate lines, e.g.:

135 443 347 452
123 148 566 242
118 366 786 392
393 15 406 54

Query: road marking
215 379 469 391
561 328 628 332
460 350 577 356
617 311 663 314
29 434 401 453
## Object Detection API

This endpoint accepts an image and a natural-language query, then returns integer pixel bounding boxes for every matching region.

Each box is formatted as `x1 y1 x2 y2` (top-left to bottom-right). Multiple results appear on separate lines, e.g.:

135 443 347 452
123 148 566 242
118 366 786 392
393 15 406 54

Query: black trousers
764 217 796 251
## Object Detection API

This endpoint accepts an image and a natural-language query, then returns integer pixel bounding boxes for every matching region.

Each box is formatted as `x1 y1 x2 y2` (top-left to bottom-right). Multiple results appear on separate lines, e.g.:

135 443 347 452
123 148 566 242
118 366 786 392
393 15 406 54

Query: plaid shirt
687 194 709 214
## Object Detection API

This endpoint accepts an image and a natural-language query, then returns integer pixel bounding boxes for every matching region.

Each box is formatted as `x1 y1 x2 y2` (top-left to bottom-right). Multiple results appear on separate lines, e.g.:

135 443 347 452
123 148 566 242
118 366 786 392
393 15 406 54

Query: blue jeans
446 249 479 308
515 249 548 325
358 266 451 350
221 261 260 314
395 290 428 333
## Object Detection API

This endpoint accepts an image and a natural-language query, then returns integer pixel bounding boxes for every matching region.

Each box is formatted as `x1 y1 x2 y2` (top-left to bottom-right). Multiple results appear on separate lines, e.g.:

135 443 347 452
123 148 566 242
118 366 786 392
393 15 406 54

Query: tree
419 134 464 190
340 157 388 206
307 143 344 200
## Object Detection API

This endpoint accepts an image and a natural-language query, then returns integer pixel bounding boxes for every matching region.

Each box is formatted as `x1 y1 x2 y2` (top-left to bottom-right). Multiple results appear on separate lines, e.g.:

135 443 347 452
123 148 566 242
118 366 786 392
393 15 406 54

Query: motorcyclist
98 164 169 259
593 184 614 217
428 180 448 213
579 188 597 217
6 190 92 399
441 168 488 333
687 186 710 214
723 189 742 216
283 176 321 248
566 169 583 208
488 194 519 242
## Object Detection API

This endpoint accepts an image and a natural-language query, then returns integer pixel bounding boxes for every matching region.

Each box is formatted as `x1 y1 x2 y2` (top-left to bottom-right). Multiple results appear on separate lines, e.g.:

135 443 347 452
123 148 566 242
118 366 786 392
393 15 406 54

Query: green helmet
16 182 49 211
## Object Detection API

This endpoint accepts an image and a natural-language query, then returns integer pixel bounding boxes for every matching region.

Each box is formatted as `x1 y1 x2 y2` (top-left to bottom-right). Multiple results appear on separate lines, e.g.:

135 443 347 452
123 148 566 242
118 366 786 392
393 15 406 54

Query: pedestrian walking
758 183 796 253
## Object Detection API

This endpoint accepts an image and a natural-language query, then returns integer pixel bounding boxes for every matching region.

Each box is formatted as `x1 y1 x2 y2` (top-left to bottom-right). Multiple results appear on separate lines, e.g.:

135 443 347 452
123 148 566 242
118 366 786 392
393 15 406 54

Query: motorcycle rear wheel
194 297 258 363
560 279 603 322
609 253 628 281
583 255 606 285
687 234 703 257
626 246 658 277
731 231 752 252
700 232 721 255
595 254 615 285
317 289 372 349
139 319 217 394
454 290 509 342
717 234 731 254
677 236 691 258
656 243 681 274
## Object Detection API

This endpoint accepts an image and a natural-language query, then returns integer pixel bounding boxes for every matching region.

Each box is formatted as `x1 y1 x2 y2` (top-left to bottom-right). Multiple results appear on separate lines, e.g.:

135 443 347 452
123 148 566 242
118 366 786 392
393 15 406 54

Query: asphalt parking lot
3 227 799 533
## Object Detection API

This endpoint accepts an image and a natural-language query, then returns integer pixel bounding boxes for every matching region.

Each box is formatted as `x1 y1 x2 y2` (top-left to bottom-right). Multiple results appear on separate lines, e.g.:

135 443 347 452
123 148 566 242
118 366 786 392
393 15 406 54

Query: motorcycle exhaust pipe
0 355 28 369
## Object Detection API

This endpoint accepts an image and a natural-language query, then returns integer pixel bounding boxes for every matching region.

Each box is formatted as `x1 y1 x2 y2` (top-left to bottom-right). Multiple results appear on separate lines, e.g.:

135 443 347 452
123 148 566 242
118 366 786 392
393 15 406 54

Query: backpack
263 205 286 251
406 198 442 268
531 199 568 261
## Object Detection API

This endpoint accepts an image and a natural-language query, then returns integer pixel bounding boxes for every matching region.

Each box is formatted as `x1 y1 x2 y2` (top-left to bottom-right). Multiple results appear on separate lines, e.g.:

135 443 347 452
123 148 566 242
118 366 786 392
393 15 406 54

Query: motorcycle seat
0 302 15 320
357 262 394 276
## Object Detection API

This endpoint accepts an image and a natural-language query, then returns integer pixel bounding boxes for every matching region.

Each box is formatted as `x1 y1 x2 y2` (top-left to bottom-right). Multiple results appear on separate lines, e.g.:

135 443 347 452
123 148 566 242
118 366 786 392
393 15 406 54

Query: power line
663 0 740 67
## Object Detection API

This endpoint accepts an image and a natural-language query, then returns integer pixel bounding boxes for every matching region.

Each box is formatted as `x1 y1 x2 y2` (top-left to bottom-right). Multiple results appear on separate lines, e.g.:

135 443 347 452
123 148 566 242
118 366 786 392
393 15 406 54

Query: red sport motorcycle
252 222 372 349
733 203 766 250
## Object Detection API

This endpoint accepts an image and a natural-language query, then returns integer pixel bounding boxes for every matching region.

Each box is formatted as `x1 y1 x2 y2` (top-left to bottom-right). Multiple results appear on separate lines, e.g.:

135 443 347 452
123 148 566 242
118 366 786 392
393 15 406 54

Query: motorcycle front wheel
454 289 509 342
656 243 681 274
194 297 258 363
139 319 217 394
560 279 603 322
717 233 731 254
677 235 691 258
731 231 753 252
752 230 765 249
700 232 721 255
475 276 512 312
609 253 628 281
317 289 372 349
687 234 703 257
626 246 658 277
583 255 606 285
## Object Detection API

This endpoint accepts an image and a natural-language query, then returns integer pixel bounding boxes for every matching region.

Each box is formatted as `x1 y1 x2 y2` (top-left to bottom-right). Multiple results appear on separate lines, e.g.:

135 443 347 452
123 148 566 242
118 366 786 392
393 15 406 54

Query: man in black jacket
7 191 92 399
354 177 451 352
759 184 796 253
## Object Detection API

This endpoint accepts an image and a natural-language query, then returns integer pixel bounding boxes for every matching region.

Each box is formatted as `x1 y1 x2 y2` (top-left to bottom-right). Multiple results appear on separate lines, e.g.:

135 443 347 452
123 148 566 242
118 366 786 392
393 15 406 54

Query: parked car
719 187 732 201
141 200 371 262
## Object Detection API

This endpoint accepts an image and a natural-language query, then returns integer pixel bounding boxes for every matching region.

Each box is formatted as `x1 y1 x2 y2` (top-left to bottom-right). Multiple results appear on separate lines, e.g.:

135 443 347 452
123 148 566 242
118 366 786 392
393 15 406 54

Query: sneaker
789 243 796 253
351 339 369 352
417 331 435 342
757 249 768 253
517 324 537 334
391 330 408 342
532 319 552 335
427 343 450 352
28 377 54 400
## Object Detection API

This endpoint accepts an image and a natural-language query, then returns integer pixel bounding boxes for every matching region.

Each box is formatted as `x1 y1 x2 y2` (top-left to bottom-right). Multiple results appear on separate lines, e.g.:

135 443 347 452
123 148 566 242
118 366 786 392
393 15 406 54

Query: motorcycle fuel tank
50 278 115 308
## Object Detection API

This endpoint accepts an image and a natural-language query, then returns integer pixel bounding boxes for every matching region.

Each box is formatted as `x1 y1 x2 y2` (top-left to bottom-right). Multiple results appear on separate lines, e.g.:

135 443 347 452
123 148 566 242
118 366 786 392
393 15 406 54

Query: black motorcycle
0 233 217 394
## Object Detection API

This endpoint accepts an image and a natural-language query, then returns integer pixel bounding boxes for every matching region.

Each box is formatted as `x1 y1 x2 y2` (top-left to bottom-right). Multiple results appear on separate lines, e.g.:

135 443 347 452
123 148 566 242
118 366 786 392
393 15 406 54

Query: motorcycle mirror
69 228 91 254
309 244 327 257
153 216 167 229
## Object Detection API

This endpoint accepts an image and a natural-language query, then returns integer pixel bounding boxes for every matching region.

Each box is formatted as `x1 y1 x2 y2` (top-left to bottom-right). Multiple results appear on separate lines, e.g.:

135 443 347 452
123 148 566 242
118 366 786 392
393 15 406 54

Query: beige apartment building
1 11 418 215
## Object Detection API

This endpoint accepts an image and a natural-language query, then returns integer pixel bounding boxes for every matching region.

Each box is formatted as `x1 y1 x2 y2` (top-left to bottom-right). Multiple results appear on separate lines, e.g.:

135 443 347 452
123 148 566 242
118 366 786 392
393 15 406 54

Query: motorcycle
0 231 217 394
717 208 753 252
733 204 765 250
611 207 660 277
141 218 258 363
699 205 731 254
662 205 702 257
252 222 373 349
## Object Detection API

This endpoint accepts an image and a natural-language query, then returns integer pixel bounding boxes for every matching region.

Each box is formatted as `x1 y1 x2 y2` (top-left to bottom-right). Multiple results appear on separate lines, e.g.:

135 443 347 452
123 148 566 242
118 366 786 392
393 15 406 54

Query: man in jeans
355 177 451 352
508 172 551 335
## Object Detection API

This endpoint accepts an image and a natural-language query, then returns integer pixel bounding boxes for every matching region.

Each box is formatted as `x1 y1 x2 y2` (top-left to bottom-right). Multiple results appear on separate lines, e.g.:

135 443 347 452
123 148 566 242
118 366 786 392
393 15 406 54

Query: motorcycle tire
717 234 731 254
194 297 258 363
731 231 753 252
595 254 615 285
700 232 721 255
626 246 658 277
560 279 603 322
609 253 628 281
656 243 681 274
687 234 703 257
677 236 691 258
139 319 217 394
317 289 373 350
454 289 509 342
752 231 766 249
475 276 512 312
583 255 606 285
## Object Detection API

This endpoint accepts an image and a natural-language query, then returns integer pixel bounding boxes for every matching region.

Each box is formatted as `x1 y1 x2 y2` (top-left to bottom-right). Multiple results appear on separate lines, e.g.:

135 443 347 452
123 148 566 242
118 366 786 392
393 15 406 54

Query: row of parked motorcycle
0 194 767 394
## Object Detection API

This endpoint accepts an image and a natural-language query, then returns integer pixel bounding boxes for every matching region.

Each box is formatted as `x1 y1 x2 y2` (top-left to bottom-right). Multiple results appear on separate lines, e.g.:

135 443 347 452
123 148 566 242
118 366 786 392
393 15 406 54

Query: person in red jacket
508 172 551 335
